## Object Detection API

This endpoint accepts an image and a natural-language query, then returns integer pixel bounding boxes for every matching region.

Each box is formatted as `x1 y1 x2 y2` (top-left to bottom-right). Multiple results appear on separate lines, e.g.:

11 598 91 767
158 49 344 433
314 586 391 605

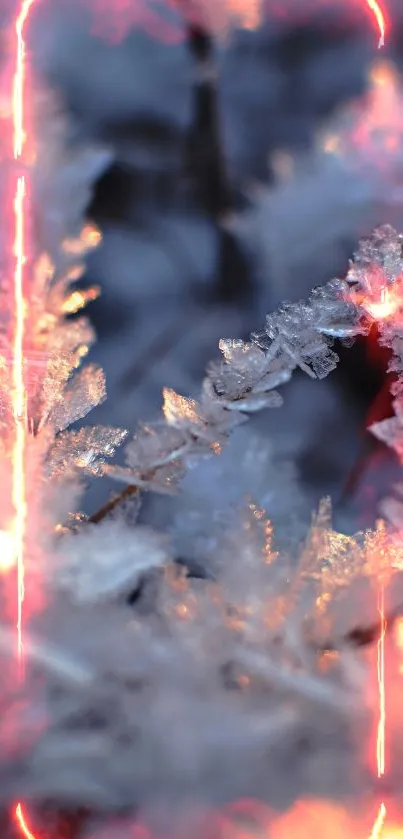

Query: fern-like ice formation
1 94 403 828
0 92 127 596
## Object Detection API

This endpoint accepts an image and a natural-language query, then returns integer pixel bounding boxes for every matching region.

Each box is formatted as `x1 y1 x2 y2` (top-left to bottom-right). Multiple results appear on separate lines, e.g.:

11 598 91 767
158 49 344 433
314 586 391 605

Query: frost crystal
252 280 362 375
48 426 128 479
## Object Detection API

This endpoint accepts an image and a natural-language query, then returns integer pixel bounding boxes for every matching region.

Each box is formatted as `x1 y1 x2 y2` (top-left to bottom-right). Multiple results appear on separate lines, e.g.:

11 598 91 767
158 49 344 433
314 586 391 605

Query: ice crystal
48 426 128 479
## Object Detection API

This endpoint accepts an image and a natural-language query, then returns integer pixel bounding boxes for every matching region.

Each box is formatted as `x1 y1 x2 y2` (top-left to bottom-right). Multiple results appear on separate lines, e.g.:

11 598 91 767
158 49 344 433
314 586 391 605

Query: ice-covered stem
103 224 403 519
102 276 363 503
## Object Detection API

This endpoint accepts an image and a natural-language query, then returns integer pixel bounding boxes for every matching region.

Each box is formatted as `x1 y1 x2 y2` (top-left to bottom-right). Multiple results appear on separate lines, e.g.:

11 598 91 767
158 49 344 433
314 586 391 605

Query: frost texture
0 88 402 832
0 91 128 580
0 498 385 815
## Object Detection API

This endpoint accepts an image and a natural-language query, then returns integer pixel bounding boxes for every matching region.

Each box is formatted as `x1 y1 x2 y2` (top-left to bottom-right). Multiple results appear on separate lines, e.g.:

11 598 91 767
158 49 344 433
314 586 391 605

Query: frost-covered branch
103 277 363 498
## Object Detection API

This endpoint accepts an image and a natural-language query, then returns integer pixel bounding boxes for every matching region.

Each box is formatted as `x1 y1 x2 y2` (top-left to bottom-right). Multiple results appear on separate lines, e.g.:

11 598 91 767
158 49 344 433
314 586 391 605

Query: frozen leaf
207 342 274 401
36 351 83 431
105 459 186 494
125 422 189 472
198 379 247 429
49 366 107 433
162 386 241 446
208 360 254 400
218 340 270 377
162 389 201 430
48 426 127 478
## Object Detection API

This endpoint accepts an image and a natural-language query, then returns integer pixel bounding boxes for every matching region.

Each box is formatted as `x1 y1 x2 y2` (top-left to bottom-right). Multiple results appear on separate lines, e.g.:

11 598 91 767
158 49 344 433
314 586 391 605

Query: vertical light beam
12 172 26 669
366 0 386 47
369 585 387 839
12 0 35 669
11 1 38 837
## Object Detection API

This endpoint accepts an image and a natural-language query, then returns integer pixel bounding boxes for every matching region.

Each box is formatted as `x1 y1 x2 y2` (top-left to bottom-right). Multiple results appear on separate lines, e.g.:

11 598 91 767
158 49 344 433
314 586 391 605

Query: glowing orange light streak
13 0 36 159
370 802 387 839
365 0 386 47
14 803 37 839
